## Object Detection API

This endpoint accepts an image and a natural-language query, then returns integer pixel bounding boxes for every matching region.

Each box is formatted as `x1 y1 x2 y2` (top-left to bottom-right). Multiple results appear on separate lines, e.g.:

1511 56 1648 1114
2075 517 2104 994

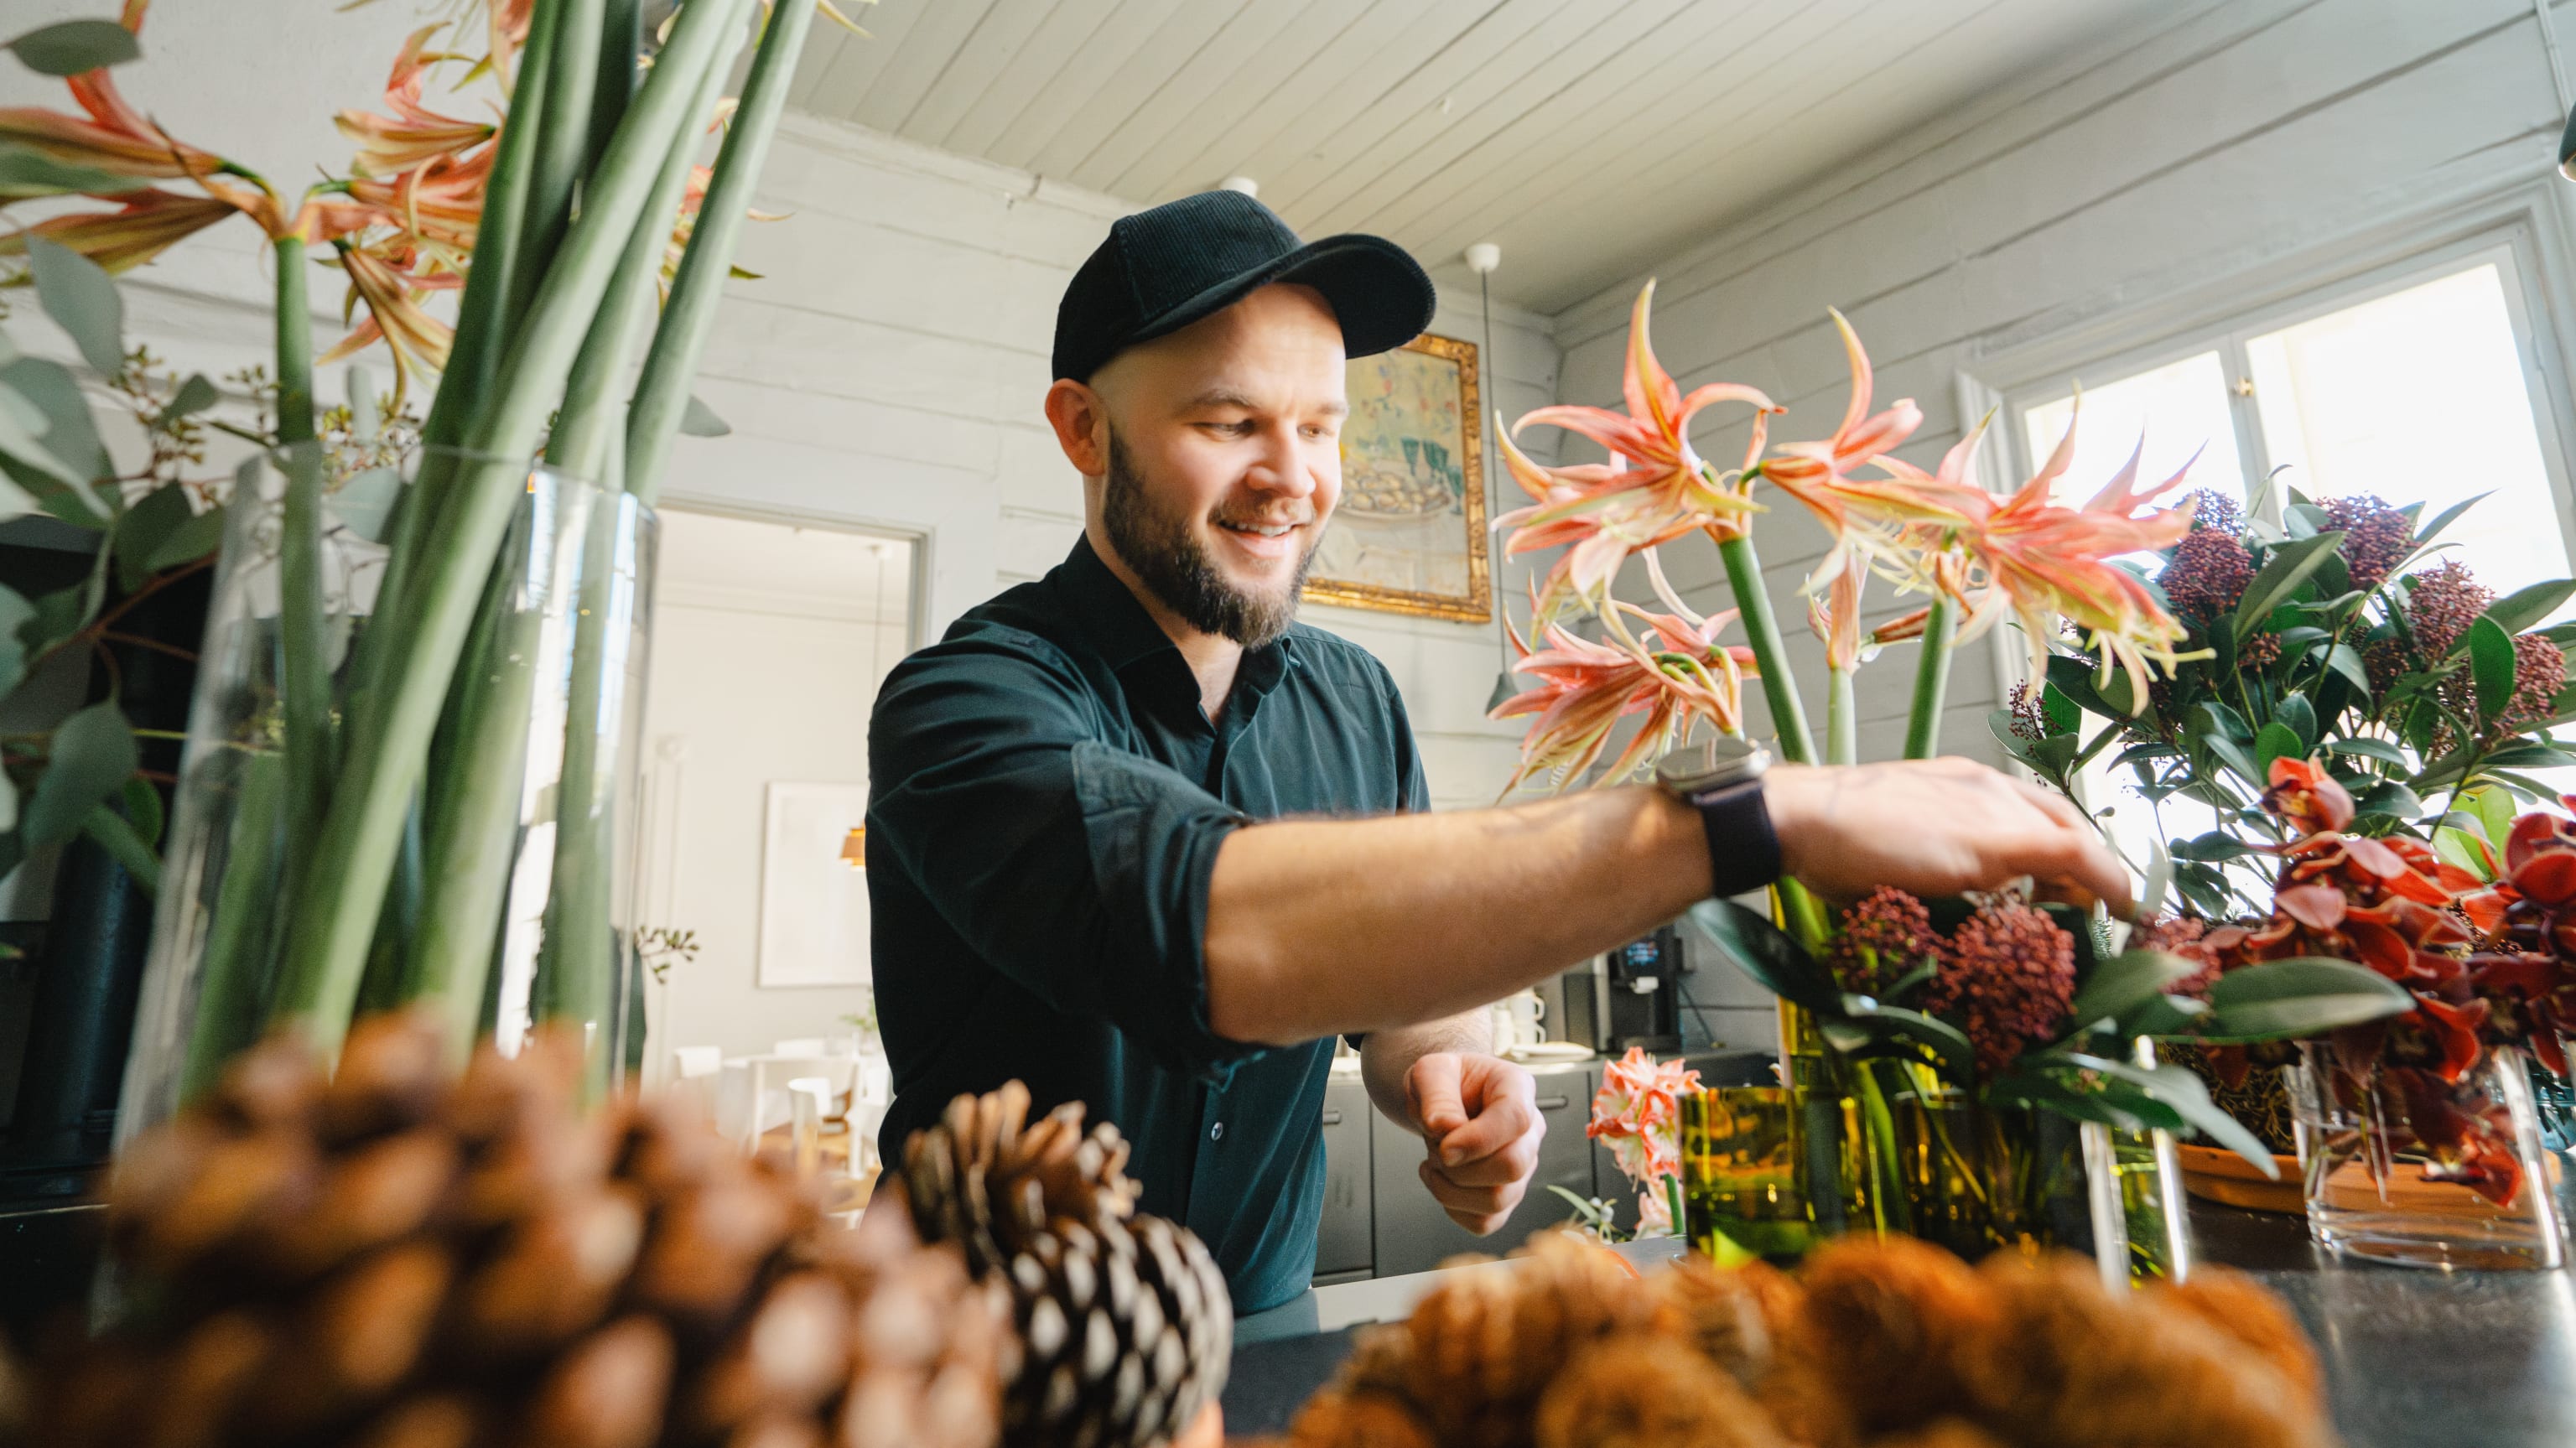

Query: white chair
666 1046 724 1121
735 1051 858 1151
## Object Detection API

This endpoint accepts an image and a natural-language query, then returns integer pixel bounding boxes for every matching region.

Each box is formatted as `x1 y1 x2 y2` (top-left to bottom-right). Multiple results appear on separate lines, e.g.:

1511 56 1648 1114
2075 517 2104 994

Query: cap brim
1118 231 1436 367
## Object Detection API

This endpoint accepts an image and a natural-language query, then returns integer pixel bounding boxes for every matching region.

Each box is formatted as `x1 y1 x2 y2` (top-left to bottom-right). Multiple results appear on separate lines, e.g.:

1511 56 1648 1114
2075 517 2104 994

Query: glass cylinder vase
1680 1084 1855 1265
118 455 658 1137
1874 1064 2095 1263
2288 1042 2566 1270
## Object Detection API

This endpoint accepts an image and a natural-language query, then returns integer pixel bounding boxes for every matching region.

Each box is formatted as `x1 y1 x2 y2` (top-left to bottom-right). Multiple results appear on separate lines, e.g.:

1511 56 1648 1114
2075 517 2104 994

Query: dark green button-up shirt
867 536 1426 1314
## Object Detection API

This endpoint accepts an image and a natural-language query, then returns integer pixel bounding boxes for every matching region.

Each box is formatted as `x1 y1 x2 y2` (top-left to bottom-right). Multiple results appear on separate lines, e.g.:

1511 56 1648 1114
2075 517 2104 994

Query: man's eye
1202 420 1253 437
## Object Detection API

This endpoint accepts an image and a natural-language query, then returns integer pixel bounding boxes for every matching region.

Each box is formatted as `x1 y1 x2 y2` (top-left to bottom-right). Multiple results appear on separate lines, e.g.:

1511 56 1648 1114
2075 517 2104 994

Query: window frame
1952 184 2576 856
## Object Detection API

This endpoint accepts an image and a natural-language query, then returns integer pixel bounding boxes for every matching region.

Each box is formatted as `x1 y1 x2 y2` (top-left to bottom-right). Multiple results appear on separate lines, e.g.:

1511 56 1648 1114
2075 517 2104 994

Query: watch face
1659 735 1768 791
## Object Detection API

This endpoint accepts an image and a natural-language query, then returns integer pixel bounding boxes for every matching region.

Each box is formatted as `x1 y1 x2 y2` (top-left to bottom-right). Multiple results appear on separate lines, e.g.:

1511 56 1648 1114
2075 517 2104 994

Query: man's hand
1763 756 2133 916
1404 1051 1544 1234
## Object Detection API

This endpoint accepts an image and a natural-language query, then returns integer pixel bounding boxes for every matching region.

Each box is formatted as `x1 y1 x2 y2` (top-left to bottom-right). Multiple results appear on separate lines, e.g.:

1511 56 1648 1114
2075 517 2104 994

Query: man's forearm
1358 1011 1494 1133
1204 786 1708 1045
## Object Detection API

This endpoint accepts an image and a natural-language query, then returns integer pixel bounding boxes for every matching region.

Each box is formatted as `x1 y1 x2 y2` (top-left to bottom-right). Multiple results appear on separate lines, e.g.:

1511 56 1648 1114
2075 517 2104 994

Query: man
866 191 2127 1316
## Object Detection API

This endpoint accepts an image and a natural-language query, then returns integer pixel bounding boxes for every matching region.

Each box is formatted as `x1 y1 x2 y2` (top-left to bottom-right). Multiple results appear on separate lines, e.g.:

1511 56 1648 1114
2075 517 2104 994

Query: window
2004 250 2576 875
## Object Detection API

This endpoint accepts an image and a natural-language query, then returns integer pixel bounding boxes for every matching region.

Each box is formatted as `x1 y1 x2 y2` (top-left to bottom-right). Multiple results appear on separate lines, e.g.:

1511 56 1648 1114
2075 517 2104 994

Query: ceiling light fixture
1466 241 1520 717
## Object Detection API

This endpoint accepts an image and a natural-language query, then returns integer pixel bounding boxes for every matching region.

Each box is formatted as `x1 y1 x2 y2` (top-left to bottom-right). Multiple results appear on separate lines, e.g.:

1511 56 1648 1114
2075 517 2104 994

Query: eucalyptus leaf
679 394 731 437
3 355 110 485
28 239 124 377
1686 899 1838 1013
4 19 141 76
2470 615 2517 720
119 774 163 850
21 700 137 849
0 582 29 698
80 802 159 896
2196 957 2412 1042
154 373 218 427
2234 532 2345 644
112 484 195 592
0 144 150 200
2066 949 2199 1033
326 467 403 543
144 501 226 573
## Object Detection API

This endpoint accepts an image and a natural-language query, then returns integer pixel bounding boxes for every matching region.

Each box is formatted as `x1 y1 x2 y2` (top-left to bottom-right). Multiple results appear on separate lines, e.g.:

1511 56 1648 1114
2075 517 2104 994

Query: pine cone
1955 1253 2330 1448
1649 1254 1789 1387
1285 1388 1440 1448
1786 1238 1996 1435
898 1082 1228 1448
35 1010 1010 1448
1531 1335 1786 1448
2144 1268 2323 1407
1400 1233 1670 1448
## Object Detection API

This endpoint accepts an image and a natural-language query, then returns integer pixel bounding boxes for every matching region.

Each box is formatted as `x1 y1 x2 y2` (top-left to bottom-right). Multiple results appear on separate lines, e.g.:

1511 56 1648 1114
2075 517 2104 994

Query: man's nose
1244 421 1318 498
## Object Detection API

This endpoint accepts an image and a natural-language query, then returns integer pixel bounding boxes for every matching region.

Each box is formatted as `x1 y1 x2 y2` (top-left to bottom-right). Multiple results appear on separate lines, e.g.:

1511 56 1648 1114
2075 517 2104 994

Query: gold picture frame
1303 331 1492 622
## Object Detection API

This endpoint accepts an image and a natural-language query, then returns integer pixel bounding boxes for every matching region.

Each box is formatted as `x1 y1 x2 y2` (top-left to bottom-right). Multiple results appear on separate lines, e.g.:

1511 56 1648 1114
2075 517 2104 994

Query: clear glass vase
2288 1042 2566 1270
118 454 658 1138
1870 1064 2097 1264
1680 1084 1852 1265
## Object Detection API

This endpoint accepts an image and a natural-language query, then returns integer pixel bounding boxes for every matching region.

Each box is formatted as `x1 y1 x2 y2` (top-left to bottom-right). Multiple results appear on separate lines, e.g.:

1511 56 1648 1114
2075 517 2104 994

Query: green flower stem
1716 532 1815 766
626 0 821 505
178 748 286 1103
1827 664 1857 767
405 557 543 1062
511 0 603 326
267 0 753 1060
1852 1061 1913 1234
272 240 330 900
1903 592 1957 759
522 49 729 1084
361 0 559 734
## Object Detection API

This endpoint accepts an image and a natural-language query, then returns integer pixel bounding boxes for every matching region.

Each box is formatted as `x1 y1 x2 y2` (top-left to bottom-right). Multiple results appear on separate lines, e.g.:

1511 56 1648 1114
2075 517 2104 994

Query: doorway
631 508 916 1082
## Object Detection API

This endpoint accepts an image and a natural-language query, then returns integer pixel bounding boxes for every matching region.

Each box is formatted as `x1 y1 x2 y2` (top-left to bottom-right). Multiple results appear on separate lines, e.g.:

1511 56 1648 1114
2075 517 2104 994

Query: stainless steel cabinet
1314 1074 1374 1278
1366 1061 1597 1279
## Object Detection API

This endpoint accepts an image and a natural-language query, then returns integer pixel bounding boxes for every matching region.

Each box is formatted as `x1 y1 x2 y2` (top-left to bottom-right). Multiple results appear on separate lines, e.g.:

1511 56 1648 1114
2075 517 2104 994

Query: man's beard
1100 429 1317 650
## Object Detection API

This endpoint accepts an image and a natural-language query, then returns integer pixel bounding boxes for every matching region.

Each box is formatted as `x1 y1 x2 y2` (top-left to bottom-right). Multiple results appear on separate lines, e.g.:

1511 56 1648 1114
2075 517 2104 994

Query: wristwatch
1654 736 1781 900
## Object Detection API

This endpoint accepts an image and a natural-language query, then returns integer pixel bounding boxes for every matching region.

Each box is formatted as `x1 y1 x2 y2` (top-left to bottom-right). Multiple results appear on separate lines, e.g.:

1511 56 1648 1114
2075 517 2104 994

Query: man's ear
1044 379 1109 477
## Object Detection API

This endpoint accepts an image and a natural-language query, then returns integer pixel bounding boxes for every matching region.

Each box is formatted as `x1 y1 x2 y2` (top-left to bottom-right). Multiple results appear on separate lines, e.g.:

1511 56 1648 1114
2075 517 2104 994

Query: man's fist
1404 1051 1545 1234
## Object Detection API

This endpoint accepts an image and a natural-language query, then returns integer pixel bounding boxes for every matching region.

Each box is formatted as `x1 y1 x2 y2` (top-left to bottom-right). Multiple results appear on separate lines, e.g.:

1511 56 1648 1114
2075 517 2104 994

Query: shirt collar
1053 534 1300 703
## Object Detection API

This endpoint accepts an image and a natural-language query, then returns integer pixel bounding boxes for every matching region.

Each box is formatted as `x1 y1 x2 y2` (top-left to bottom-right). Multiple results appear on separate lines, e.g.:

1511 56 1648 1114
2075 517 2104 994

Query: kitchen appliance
1559 924 1685 1054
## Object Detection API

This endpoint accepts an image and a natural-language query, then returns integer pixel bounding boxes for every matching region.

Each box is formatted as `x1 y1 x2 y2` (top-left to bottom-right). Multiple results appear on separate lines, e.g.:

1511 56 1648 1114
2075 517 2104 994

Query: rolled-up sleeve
867 636 1265 1079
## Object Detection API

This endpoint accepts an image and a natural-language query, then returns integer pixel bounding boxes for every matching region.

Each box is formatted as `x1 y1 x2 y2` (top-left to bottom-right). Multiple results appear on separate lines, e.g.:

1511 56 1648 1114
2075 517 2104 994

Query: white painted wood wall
678 113 1565 811
1546 0 2576 771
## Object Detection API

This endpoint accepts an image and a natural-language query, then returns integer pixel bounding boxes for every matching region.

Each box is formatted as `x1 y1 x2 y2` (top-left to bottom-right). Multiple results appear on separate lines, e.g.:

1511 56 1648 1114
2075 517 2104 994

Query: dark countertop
1223 1205 2576 1447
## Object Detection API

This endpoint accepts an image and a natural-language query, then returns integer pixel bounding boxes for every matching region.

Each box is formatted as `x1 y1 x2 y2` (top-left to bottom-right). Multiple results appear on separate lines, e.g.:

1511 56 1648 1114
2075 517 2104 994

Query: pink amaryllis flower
1762 309 1931 527
1942 413 2199 697
337 27 498 179
1498 281 1773 623
0 188 235 274
1489 575 1756 793
1587 1046 1702 1233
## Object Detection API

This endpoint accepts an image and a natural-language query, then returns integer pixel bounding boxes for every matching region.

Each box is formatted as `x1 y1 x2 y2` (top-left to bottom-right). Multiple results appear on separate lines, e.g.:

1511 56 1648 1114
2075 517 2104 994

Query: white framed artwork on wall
757 780 872 988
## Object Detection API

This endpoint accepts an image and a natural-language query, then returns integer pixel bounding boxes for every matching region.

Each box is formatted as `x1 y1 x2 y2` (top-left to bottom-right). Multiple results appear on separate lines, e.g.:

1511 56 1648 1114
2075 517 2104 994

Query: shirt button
1209 1122 1225 1142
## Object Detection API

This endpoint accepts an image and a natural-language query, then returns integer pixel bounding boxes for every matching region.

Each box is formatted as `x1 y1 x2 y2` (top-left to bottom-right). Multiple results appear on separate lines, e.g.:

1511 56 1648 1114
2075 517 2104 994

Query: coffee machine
1558 924 1685 1054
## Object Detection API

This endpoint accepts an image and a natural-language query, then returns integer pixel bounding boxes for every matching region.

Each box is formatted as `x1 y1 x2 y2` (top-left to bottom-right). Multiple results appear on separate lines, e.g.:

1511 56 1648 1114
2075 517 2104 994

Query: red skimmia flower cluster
2203 756 2576 1203
1823 887 2079 1081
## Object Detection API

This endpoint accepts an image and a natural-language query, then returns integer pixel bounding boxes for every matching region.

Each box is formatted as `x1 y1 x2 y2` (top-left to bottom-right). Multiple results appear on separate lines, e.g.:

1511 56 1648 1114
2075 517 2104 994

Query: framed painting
1305 331 1492 622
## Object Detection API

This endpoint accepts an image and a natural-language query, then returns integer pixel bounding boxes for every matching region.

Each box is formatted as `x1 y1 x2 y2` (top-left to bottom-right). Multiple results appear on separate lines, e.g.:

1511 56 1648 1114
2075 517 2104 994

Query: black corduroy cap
1052 189 1437 384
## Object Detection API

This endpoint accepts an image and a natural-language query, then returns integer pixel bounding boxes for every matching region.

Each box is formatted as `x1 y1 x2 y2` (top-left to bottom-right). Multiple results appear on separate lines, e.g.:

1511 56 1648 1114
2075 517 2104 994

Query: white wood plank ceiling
787 0 2172 314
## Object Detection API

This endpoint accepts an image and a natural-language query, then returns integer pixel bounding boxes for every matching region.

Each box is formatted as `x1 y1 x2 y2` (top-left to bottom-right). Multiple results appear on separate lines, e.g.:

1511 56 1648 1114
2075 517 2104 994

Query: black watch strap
1681 777 1782 899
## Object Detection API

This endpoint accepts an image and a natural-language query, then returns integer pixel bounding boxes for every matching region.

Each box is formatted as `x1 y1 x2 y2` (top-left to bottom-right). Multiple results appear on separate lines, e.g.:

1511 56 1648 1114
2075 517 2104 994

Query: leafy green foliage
4 18 140 76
